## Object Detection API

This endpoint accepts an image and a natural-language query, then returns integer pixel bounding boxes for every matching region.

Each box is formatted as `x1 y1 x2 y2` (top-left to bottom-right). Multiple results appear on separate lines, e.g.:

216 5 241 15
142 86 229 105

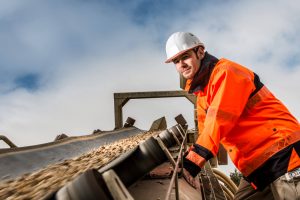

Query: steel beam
114 90 196 129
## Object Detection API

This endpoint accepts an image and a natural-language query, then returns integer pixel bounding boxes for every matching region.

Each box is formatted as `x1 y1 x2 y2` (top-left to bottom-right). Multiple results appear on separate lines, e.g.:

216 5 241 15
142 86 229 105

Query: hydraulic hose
212 168 238 194
220 184 234 200
214 173 237 196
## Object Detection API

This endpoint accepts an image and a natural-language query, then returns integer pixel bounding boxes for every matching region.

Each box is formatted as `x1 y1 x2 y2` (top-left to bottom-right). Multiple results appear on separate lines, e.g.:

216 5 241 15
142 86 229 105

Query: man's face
173 49 201 79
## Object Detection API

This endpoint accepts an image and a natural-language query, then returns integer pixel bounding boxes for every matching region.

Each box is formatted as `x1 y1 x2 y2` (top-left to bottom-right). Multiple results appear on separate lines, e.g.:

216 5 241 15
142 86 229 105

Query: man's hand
182 144 204 190
182 168 201 190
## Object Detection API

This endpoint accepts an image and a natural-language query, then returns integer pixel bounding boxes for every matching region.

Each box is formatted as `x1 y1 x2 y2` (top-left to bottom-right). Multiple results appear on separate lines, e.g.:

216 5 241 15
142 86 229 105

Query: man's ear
197 46 205 59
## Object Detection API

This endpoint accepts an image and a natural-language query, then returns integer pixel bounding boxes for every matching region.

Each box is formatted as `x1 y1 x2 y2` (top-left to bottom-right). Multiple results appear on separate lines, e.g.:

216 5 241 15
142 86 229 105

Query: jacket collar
186 52 219 94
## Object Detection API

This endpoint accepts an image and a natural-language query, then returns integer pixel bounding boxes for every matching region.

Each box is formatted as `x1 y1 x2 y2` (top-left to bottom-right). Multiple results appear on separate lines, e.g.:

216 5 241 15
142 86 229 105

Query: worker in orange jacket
165 32 300 200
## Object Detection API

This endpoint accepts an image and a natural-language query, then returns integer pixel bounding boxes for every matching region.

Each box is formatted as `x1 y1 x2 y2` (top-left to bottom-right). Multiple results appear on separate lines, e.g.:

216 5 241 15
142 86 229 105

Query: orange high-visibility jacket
185 52 300 189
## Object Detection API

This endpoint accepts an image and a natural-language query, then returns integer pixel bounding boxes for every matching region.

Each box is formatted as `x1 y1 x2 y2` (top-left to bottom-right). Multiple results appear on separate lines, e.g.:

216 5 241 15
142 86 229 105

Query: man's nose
178 59 187 67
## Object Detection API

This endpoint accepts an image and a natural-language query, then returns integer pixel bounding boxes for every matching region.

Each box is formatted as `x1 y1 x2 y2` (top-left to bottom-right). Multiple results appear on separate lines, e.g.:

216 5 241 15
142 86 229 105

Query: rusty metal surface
128 177 202 200
130 155 197 199
148 162 174 178
0 127 143 181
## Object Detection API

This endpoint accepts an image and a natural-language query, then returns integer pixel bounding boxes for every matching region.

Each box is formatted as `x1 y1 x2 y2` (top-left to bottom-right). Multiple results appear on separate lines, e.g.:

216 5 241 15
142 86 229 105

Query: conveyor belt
48 124 189 200
0 127 143 181
0 123 229 200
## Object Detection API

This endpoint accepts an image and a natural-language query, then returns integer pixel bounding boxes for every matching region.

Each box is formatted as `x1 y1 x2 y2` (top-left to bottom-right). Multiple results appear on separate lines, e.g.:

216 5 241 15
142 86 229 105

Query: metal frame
163 125 188 200
114 90 197 129
162 126 227 200
0 135 17 148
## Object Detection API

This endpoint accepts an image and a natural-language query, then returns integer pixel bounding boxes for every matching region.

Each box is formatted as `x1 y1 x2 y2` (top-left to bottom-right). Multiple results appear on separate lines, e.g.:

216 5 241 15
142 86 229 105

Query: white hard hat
165 32 205 63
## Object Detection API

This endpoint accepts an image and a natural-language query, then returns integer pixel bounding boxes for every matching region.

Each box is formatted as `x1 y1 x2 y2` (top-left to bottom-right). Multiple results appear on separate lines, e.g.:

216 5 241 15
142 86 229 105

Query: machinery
0 91 236 200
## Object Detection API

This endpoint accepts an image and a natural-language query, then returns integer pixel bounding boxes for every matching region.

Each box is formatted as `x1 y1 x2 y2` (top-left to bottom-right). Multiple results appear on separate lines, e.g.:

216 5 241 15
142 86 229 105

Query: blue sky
1 0 300 174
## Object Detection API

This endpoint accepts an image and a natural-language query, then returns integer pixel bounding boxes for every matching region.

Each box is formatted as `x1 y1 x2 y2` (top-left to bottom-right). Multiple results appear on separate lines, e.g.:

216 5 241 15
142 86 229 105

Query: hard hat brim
165 45 202 63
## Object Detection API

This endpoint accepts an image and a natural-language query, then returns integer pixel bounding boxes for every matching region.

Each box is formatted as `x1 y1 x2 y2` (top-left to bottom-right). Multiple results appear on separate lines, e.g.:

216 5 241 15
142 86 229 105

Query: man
165 32 300 199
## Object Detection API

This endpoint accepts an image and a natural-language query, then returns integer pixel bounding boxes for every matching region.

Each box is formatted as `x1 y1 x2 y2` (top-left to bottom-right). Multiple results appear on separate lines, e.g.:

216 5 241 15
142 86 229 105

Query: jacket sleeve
186 64 255 167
